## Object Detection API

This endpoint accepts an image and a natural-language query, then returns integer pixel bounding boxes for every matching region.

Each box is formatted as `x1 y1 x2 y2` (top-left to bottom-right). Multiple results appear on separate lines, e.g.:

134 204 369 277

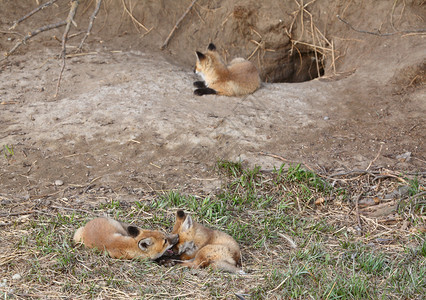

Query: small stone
397 186 410 197
358 197 380 208
54 180 64 186
396 152 411 162
98 281 107 287
384 185 410 199
375 238 393 244
323 116 330 120
0 199 11 205
12 274 21 280
0 279 7 288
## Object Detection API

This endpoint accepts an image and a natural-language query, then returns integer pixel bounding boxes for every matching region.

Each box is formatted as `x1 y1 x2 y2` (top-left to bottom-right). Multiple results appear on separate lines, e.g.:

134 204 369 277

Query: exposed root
337 14 426 36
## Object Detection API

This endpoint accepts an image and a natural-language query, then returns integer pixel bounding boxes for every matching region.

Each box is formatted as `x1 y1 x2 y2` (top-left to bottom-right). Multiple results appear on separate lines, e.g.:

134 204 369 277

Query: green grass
1 161 424 299
2 144 14 160
281 163 329 192
397 175 425 218
216 159 243 177
408 176 420 196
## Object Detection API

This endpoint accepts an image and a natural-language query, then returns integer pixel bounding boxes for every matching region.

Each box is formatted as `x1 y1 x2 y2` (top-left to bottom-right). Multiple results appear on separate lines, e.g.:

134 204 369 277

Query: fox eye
163 239 167 246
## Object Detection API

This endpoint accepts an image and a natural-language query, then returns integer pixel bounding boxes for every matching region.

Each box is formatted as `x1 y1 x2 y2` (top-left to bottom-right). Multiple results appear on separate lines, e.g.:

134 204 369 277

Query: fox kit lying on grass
193 43 261 96
73 217 178 260
171 210 244 274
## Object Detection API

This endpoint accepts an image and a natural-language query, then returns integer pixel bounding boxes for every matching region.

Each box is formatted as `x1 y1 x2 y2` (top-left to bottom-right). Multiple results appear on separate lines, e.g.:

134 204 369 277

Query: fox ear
177 210 186 220
167 233 179 245
138 238 153 251
196 51 205 61
207 43 216 51
126 225 140 238
181 214 193 232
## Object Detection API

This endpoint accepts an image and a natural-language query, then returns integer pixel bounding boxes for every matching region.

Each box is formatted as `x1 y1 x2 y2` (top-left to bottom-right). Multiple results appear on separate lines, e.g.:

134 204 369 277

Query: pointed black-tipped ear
181 214 193 232
127 225 140 238
177 210 186 219
207 43 216 51
196 51 205 61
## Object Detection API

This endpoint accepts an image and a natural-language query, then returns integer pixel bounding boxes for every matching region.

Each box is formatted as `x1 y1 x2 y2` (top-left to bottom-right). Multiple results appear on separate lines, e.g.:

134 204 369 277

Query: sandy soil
0 0 425 201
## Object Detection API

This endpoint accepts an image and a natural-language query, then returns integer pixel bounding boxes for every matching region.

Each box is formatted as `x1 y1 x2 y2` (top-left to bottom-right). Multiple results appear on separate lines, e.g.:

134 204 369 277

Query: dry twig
0 210 35 217
160 0 198 50
121 0 150 32
78 0 102 51
354 193 363 233
267 275 290 294
54 0 79 98
9 0 61 30
366 144 383 171
5 21 67 57
51 205 94 215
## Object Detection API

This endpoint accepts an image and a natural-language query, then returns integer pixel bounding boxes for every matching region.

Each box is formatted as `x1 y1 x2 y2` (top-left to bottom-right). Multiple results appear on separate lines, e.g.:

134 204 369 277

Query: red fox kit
73 217 178 260
171 210 244 274
193 43 261 96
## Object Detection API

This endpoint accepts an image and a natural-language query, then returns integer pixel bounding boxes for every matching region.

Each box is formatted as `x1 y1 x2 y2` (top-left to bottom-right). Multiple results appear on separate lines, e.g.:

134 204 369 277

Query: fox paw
194 89 204 96
193 81 206 88
156 258 178 267
194 88 217 96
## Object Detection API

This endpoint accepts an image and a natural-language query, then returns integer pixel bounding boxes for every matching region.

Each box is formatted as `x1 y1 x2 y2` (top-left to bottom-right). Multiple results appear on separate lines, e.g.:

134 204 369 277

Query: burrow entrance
260 50 325 83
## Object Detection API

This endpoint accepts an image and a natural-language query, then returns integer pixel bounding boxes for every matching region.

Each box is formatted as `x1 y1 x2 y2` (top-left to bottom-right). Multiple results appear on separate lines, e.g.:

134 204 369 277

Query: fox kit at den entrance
171 210 244 274
73 217 178 260
193 43 261 97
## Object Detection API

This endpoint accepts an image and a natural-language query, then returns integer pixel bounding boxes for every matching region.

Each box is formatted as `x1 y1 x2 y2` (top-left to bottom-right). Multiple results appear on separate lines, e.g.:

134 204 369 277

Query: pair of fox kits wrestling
74 210 243 274
193 43 260 96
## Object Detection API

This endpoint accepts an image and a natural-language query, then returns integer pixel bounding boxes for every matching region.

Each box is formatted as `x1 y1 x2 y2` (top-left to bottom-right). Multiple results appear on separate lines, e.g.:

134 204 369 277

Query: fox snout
167 234 179 246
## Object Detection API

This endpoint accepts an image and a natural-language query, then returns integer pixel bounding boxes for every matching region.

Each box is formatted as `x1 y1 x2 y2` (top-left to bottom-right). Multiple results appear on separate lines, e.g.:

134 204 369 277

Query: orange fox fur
73 217 178 260
171 210 244 274
193 43 261 96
